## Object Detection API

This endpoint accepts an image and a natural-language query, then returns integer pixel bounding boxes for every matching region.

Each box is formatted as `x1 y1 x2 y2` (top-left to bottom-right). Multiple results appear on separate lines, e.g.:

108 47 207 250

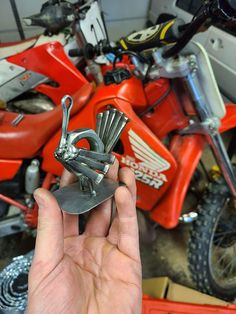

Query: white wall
101 0 150 40
0 0 45 42
0 0 20 42
0 0 150 43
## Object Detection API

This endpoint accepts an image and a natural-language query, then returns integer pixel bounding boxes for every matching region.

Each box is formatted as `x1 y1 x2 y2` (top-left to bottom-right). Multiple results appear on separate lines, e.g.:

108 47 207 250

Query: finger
63 212 79 238
33 188 64 266
106 157 119 181
85 158 118 237
114 186 140 261
119 167 136 201
60 170 79 238
107 167 136 244
107 214 119 245
60 169 77 188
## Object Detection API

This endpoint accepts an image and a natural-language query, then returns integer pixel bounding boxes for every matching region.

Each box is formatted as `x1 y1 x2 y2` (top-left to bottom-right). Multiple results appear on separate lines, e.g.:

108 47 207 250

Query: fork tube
208 133 236 196
185 73 236 197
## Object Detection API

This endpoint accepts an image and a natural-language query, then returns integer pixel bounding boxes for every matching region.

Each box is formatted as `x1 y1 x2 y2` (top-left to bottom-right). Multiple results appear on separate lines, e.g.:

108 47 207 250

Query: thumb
33 188 64 268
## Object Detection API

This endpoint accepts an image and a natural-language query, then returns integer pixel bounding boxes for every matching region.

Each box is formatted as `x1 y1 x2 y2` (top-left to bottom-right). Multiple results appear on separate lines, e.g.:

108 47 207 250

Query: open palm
27 163 142 314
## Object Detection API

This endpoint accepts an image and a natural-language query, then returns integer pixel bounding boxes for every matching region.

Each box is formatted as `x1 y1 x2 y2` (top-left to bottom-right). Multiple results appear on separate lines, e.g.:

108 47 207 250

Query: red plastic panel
8 41 88 106
142 296 236 314
220 104 236 133
0 159 22 180
143 80 189 139
150 134 206 228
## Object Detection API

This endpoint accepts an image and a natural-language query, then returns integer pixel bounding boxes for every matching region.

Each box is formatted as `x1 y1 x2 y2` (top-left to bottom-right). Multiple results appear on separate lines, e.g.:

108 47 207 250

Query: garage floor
140 223 192 287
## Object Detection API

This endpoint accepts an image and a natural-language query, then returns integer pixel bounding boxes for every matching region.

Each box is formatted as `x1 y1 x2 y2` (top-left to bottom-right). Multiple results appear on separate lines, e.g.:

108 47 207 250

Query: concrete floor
138 210 194 289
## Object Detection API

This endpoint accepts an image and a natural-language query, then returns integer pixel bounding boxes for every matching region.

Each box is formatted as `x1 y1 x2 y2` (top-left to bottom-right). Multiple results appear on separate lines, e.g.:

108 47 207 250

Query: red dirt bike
0 0 107 114
1 0 236 303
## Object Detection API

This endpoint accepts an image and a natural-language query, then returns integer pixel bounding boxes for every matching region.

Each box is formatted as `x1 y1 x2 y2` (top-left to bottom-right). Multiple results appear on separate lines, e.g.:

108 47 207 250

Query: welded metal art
53 95 128 214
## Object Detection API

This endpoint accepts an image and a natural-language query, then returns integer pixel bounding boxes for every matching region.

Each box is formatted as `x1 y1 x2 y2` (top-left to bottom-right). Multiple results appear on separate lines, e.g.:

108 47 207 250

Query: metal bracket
152 48 192 79
178 118 221 136
0 215 27 238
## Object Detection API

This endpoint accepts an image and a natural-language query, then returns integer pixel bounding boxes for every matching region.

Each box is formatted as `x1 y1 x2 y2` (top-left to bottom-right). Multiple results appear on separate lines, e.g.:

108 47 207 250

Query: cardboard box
142 277 227 306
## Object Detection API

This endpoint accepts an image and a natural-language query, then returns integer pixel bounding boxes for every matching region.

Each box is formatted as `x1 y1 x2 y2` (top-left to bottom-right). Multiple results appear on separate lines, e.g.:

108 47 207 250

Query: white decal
127 25 160 43
121 129 171 189
129 129 170 172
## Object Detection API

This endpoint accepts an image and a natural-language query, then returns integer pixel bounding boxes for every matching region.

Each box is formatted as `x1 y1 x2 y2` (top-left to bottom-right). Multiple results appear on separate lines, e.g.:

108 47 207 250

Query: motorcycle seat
0 37 38 60
0 83 93 159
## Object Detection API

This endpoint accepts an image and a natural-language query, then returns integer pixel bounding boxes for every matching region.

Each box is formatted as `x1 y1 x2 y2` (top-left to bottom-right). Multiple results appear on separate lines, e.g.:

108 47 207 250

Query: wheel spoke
213 246 228 267
218 256 236 278
189 176 236 298
213 233 228 247
214 230 236 237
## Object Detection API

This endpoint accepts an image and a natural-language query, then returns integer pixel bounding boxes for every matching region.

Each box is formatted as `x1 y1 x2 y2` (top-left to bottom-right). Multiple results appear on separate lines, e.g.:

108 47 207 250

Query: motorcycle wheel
188 175 236 301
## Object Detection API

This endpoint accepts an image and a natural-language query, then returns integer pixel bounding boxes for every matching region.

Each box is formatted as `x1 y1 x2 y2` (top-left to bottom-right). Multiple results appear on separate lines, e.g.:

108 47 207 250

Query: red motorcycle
1 0 236 303
0 0 107 113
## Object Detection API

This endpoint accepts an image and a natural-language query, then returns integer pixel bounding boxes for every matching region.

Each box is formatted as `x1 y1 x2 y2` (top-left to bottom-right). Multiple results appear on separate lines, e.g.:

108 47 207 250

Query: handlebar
68 0 236 60
163 0 236 58
68 42 118 59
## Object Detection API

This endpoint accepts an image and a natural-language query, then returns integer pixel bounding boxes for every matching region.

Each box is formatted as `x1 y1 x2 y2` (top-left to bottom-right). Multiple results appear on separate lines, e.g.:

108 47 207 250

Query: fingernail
34 192 45 208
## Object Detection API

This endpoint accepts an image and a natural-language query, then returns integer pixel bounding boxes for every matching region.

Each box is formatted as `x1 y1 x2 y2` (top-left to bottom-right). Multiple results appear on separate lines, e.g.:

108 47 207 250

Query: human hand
27 161 142 314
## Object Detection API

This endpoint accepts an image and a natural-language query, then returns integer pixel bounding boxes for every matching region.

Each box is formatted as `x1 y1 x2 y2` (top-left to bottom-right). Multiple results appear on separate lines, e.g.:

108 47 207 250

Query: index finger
115 185 140 262
60 169 79 238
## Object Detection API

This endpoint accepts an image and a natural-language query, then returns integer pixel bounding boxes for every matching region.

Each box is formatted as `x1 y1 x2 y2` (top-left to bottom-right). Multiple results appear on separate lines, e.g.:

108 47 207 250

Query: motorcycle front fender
220 104 236 133
150 104 236 229
150 134 206 229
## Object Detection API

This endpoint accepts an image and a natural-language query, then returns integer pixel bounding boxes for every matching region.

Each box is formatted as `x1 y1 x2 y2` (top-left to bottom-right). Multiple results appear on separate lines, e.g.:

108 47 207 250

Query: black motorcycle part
188 173 236 301
104 68 131 85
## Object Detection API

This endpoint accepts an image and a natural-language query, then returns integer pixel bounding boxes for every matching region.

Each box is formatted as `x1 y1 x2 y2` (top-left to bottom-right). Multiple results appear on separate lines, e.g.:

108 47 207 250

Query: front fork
185 73 236 197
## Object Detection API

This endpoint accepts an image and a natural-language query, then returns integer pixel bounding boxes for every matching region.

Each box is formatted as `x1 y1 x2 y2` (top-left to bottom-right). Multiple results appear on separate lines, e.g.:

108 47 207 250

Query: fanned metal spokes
78 149 115 164
96 108 129 153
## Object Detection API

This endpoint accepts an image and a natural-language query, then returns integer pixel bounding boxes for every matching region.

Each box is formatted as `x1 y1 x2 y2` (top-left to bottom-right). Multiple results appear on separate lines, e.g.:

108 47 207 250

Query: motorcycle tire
188 174 236 301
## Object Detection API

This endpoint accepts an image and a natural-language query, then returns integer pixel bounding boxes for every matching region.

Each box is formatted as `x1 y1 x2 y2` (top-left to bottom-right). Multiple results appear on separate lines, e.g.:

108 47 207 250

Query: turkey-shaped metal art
53 95 129 214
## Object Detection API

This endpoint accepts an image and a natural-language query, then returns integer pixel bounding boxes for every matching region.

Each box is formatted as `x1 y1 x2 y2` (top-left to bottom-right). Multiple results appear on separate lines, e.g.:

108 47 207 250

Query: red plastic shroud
7 41 88 106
